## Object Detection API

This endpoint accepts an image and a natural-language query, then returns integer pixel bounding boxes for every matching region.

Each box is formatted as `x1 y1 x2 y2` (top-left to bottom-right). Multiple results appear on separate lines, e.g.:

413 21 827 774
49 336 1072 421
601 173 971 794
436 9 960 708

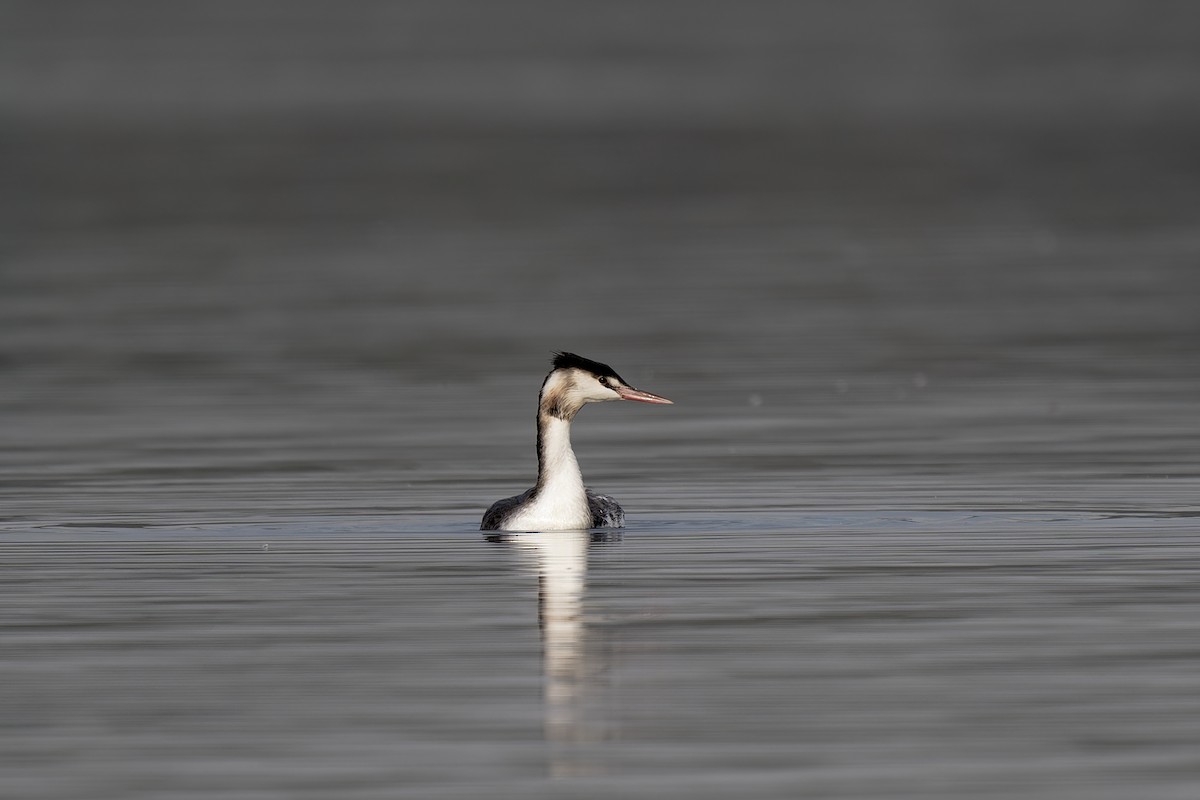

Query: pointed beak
615 385 673 404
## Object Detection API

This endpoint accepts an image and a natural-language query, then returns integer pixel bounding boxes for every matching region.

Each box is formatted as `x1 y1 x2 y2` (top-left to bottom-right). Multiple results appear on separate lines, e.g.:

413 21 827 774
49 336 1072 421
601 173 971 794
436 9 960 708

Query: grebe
480 352 673 531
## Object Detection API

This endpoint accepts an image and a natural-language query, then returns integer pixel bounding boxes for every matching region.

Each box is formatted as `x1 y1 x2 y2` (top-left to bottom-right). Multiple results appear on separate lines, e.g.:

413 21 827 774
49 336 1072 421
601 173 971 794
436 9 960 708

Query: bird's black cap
551 352 626 383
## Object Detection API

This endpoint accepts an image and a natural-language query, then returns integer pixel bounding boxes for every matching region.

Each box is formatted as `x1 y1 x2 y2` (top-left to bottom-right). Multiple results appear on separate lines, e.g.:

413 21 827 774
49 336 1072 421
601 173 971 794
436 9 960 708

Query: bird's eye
598 377 609 386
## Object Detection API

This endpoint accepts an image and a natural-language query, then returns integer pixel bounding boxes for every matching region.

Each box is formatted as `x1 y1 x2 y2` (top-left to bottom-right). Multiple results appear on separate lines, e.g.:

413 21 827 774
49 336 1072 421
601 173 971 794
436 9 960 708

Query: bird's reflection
485 529 619 775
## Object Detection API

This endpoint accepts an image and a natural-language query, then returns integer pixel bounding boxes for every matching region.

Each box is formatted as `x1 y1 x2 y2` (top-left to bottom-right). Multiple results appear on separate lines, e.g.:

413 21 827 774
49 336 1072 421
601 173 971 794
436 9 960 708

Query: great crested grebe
480 352 673 531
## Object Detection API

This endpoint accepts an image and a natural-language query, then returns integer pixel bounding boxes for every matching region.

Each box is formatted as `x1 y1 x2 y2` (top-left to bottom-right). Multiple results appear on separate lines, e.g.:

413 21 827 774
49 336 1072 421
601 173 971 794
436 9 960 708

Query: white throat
504 415 591 531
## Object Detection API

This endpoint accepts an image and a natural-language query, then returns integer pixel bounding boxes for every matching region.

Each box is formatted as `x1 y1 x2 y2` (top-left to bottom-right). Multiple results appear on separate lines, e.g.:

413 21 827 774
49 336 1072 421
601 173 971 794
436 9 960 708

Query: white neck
504 415 591 531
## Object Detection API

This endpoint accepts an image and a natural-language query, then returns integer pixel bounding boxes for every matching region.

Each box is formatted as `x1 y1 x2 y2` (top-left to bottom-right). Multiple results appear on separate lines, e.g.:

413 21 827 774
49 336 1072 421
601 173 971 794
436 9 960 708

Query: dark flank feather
586 491 626 528
480 488 535 531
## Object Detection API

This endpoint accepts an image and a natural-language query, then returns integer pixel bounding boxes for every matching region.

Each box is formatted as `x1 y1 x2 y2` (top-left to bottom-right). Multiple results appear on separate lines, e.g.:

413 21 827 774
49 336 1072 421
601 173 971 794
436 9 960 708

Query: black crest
551 352 625 383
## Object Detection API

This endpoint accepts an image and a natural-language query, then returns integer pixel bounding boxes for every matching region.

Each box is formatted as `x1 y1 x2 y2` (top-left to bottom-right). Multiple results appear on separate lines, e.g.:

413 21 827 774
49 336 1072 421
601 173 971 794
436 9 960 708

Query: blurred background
5 6 1200 798
3 0 1199 524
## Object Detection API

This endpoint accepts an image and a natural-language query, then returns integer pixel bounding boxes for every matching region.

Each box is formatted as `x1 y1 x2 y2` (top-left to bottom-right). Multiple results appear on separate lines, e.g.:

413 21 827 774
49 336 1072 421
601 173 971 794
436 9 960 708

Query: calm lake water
3 2 1200 798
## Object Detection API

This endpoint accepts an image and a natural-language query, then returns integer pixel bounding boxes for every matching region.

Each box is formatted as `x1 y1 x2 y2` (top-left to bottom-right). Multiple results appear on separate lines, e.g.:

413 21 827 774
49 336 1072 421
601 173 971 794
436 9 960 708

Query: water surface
5 513 1200 799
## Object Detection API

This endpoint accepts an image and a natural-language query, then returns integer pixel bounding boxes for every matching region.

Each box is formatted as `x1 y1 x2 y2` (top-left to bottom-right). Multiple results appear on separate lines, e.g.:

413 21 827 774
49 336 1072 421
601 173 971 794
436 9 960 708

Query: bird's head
539 352 673 420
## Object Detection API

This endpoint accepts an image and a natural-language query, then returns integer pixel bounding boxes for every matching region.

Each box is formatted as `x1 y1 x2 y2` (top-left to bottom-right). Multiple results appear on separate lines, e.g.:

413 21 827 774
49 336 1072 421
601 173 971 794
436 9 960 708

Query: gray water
3 2 1200 798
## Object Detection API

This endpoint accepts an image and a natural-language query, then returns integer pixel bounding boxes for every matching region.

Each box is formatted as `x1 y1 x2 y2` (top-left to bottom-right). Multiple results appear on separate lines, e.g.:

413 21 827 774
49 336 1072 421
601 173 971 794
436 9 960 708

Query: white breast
502 417 591 531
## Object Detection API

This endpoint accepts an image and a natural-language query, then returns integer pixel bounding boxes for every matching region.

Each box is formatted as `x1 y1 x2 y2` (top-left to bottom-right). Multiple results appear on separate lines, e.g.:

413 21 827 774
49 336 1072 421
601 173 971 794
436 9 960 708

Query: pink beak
615 385 673 404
